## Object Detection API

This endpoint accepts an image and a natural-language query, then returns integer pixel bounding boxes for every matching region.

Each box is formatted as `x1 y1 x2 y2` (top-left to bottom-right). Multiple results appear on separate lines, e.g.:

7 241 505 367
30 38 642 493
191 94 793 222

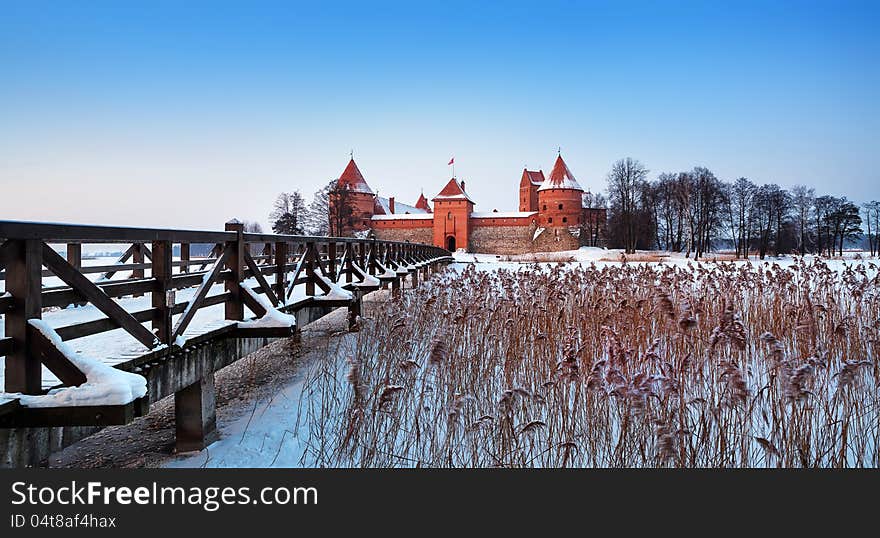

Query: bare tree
581 191 607 247
606 158 651 254
724 177 757 258
791 185 815 254
753 184 791 258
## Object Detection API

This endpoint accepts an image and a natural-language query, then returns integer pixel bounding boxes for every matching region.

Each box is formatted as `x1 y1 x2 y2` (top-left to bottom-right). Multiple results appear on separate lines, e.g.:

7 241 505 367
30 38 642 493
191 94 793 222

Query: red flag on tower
448 157 454 165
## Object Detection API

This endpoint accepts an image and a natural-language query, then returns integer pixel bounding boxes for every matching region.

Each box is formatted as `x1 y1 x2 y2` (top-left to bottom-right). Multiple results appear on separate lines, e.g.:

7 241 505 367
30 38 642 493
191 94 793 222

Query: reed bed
296 258 879 467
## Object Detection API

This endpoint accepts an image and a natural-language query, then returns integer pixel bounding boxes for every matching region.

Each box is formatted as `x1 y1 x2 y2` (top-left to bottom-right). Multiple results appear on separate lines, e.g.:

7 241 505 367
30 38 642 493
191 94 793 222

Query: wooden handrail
0 219 453 394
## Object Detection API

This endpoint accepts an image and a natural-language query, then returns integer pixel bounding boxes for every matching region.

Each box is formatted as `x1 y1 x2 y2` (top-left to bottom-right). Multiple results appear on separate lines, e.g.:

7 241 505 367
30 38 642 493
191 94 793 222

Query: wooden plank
240 287 268 318
305 243 316 296
0 398 21 419
54 292 233 343
41 278 154 308
131 243 145 296
243 250 278 306
0 294 13 315
151 240 173 344
171 247 231 341
0 337 14 356
285 249 308 299
66 243 82 269
0 397 147 428
41 243 159 349
0 220 232 244
224 222 244 321
4 239 43 394
274 241 287 301
228 325 296 339
55 307 158 341
180 243 190 273
27 323 86 386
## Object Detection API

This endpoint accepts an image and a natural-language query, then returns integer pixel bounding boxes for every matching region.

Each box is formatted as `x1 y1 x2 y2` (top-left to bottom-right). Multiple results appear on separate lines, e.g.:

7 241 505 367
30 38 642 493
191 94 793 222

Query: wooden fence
0 220 452 398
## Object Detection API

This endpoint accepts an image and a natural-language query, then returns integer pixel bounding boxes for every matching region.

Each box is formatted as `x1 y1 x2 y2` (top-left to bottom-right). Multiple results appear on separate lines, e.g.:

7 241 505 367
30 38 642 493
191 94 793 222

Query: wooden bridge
0 220 452 466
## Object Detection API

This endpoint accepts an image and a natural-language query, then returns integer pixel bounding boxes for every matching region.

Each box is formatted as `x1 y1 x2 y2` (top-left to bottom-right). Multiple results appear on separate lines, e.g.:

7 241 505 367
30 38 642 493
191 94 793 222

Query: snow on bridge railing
0 219 452 397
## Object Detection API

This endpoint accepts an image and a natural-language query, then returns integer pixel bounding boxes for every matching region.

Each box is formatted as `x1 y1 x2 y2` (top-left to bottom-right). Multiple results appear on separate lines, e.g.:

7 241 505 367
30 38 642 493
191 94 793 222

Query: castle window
558 204 563 210
548 217 553 224
562 217 567 223
447 211 452 220
543 205 547 210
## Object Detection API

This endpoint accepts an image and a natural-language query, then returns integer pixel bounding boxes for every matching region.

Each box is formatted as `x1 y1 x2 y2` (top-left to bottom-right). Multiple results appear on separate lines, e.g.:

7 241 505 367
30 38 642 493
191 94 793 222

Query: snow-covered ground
166 308 356 468
453 246 875 267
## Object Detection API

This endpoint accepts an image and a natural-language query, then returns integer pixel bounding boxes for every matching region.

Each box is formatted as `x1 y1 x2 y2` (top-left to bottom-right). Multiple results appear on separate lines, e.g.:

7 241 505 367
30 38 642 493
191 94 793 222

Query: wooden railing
0 220 452 396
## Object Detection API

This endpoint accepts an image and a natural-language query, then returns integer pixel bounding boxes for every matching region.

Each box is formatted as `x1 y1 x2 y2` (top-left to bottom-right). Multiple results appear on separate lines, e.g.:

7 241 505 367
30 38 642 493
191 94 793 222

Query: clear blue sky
1 0 878 230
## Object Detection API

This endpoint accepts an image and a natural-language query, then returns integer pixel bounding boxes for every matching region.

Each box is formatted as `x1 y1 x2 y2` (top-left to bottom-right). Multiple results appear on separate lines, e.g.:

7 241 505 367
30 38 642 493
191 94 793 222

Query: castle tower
432 178 474 251
536 154 583 227
415 192 432 213
329 158 376 236
519 169 545 212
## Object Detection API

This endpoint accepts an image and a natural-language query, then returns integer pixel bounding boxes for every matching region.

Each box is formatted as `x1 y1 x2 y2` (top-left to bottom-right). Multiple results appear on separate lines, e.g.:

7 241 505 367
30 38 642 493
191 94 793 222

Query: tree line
606 157 877 257
265 161 879 259
268 180 357 237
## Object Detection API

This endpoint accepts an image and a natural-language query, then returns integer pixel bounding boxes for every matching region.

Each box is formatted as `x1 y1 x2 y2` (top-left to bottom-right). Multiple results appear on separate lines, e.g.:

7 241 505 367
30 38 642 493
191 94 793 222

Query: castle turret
432 178 474 251
537 154 583 227
415 192 432 213
330 158 376 236
519 169 545 212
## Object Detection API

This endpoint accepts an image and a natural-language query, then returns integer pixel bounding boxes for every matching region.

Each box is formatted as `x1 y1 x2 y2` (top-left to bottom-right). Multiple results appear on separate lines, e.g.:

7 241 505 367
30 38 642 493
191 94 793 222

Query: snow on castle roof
432 178 474 203
371 213 434 221
537 154 583 192
375 196 427 215
336 158 374 195
471 211 537 219
523 169 545 186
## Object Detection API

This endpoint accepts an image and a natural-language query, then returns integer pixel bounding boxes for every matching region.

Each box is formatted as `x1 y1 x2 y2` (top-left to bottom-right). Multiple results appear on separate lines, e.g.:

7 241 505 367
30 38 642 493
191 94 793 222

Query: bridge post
66 243 81 270
328 241 337 281
274 241 287 302
4 239 42 394
180 242 190 273
410 245 419 288
132 243 145 297
391 244 401 294
224 221 244 321
367 241 377 276
152 240 173 344
174 374 218 452
305 242 316 296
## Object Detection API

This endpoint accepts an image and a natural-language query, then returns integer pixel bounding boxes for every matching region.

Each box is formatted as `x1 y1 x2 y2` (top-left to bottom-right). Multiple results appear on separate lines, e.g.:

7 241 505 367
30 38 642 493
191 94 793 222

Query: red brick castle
329 153 606 254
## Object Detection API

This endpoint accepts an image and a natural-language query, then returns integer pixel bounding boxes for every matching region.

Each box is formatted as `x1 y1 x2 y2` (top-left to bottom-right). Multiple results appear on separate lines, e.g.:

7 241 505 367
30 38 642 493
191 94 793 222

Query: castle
329 153 606 254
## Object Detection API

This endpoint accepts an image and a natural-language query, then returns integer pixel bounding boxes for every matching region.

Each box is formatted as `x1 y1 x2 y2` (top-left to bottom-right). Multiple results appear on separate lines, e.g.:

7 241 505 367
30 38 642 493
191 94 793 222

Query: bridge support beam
174 374 218 452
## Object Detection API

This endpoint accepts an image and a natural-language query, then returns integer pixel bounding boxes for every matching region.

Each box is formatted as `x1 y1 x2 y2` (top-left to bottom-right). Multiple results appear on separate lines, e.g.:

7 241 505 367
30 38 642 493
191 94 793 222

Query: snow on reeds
296 258 880 467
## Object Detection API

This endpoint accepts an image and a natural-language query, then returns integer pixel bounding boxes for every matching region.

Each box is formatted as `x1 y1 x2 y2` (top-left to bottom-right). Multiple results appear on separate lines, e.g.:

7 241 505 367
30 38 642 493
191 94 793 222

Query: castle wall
470 222 537 254
532 226 582 252
372 222 434 244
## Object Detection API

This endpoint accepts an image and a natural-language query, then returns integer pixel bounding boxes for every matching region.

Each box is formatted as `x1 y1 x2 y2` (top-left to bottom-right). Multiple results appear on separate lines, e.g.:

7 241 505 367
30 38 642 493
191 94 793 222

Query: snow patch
0 320 148 408
238 285 297 328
